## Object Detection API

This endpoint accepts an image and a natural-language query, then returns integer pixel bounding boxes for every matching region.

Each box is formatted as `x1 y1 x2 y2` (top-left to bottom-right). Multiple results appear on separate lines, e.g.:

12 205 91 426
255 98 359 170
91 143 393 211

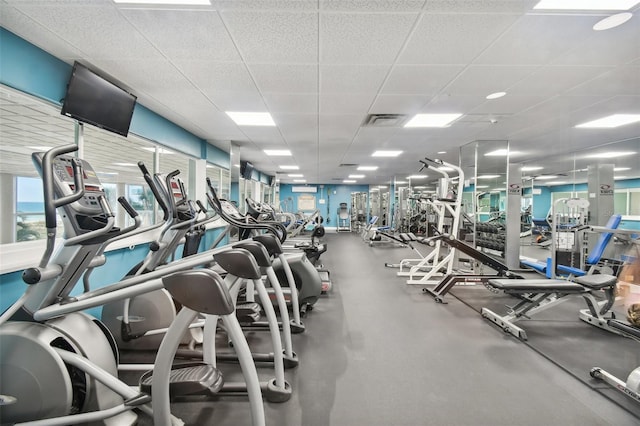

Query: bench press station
482 274 619 340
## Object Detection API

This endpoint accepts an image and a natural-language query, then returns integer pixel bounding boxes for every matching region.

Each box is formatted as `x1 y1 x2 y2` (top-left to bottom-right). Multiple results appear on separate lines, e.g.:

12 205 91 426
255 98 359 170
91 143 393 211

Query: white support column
505 163 522 270
189 158 207 207
0 173 15 244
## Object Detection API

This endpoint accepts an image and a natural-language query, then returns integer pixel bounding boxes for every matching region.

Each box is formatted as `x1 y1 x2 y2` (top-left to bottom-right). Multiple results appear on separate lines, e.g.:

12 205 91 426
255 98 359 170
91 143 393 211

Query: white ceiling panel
507 66 614 96
422 0 538 13
320 93 375 115
319 114 362 142
205 91 266 112
399 13 520 65
211 0 318 11
249 64 318 93
275 114 319 144
352 127 402 144
471 95 548 115
239 126 285 145
122 9 241 62
92 59 193 94
474 14 598 66
444 65 535 96
9 2 164 61
263 93 318 114
369 94 432 114
566 67 640 97
320 13 418 64
419 94 486 113
221 11 318 63
178 61 256 94
321 65 390 94
381 65 464 95
320 0 426 12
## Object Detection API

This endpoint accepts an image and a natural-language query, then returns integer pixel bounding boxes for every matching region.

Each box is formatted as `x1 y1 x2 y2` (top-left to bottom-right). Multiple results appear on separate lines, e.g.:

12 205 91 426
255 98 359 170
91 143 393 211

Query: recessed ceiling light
288 174 303 177
113 0 211 4
279 165 299 170
113 162 137 167
407 175 428 179
522 166 544 171
349 174 365 178
614 175 627 180
343 179 356 183
585 151 636 158
593 12 634 31
264 149 291 156
535 175 558 180
615 167 631 171
226 111 275 126
533 0 639 10
357 166 378 171
576 114 640 128
486 92 506 100
404 113 462 128
142 147 174 154
478 174 501 179
372 150 402 157
546 181 568 185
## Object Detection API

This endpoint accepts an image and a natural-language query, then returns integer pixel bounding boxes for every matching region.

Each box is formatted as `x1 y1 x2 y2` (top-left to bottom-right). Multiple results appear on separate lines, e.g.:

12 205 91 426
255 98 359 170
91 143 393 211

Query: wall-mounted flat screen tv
61 62 137 137
240 160 254 180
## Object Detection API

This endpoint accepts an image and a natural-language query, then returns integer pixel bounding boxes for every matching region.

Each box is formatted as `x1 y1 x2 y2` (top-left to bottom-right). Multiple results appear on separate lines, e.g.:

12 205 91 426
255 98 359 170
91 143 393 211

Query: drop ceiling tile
320 0 426 12
239 126 284 144
420 94 486 113
444 65 535 96
567 67 640 97
263 93 318 114
321 65 390 93
221 11 318 63
369 94 432 114
211 0 317 11
9 2 164 61
92 59 192 94
320 12 418 64
474 15 597 66
178 61 256 93
472 95 547 115
249 64 318 93
319 114 362 142
508 66 614 97
382 65 464 95
320 93 376 114
122 9 242 62
275 114 318 144
422 0 537 13
399 13 520 65
207 91 266 111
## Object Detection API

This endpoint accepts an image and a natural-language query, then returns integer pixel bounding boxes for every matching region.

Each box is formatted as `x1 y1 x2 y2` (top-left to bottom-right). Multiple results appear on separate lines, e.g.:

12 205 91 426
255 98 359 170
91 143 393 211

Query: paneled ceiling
1 0 639 186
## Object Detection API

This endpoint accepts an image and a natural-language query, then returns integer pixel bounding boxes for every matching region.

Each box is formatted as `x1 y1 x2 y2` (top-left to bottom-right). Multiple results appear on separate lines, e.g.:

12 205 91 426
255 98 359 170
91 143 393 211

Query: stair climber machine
246 197 332 293
0 145 276 425
208 181 322 318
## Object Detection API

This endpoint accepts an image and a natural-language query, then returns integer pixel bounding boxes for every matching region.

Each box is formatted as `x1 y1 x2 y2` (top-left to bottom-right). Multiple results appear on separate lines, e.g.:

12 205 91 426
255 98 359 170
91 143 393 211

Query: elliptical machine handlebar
138 161 169 221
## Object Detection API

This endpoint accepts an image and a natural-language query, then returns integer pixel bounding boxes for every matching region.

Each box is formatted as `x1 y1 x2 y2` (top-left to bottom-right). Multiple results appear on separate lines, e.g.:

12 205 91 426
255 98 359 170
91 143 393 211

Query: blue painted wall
279 184 369 226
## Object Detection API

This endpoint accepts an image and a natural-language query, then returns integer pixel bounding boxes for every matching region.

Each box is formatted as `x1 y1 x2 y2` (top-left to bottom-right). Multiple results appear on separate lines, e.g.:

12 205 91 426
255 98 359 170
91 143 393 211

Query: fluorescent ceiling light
287 174 303 177
478 174 500 179
264 149 291 156
586 151 636 158
113 0 211 4
395 180 408 184
293 179 306 183
533 0 639 10
357 166 378 171
142 147 173 154
486 92 506 100
407 175 428 179
343 179 356 183
484 149 513 156
593 13 633 31
349 174 365 178
615 167 631 171
437 151 447 154
576 114 640 128
522 166 543 171
226 111 275 126
404 113 462 128
615 176 627 180
279 165 299 170
535 175 558 180
372 150 402 157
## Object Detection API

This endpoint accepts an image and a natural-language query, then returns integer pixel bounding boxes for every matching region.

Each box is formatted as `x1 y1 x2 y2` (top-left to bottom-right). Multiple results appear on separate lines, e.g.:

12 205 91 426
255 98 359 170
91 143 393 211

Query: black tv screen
61 62 137 137
240 161 254 180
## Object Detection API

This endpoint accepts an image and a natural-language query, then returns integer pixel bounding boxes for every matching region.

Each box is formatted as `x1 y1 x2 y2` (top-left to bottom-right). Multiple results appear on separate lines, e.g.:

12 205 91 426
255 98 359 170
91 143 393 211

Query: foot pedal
236 302 262 323
139 363 224 397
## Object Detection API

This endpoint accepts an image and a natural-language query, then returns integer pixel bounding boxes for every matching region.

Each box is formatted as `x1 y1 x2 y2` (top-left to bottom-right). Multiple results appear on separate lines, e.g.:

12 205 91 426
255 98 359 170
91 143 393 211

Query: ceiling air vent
339 163 358 167
362 114 407 127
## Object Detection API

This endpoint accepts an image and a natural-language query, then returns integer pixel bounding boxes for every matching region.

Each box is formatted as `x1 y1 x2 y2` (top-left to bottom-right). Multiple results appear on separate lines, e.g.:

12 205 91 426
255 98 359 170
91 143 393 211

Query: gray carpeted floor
131 232 639 425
